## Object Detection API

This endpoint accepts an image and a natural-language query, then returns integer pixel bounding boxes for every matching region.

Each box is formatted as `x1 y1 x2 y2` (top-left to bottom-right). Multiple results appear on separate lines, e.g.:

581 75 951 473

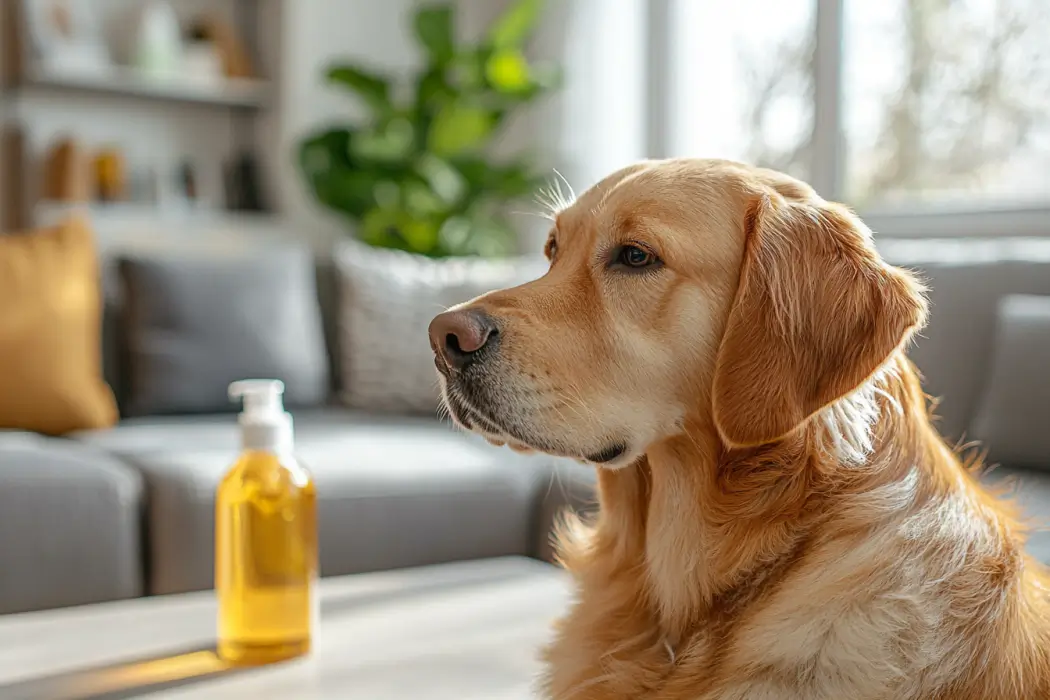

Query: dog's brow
614 212 657 241
618 213 640 234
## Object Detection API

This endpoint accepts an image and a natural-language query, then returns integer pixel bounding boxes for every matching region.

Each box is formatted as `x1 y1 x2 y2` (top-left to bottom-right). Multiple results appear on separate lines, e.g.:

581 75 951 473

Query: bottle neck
240 423 293 454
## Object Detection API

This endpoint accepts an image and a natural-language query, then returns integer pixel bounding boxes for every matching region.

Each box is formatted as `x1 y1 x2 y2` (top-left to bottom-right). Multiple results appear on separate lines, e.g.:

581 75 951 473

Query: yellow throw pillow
0 216 118 434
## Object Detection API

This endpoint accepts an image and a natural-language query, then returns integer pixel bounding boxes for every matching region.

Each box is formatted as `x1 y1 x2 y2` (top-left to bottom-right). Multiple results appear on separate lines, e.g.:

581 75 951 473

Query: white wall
273 0 417 244
275 0 649 253
3 0 648 248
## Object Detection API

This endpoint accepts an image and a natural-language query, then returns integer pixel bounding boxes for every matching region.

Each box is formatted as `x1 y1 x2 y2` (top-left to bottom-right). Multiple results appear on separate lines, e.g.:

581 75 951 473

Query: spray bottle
216 379 317 665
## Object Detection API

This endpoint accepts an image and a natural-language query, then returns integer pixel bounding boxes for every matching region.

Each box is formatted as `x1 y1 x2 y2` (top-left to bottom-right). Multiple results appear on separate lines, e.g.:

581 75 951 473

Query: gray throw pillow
970 295 1050 470
119 245 329 416
335 241 548 415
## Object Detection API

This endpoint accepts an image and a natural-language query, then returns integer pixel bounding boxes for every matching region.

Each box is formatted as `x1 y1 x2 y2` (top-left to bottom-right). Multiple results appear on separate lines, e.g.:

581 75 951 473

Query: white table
0 557 570 699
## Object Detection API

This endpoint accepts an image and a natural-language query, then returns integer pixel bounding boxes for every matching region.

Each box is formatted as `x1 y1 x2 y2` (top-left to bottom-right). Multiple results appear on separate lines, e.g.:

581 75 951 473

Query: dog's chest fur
544 465 1021 700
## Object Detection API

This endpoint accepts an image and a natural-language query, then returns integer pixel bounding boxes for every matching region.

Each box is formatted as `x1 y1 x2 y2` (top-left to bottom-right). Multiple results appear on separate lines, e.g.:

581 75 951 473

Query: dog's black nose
429 309 498 372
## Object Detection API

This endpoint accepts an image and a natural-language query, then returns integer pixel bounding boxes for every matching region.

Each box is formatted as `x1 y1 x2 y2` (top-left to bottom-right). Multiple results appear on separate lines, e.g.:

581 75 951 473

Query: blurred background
1 1 1049 696
2 0 1049 247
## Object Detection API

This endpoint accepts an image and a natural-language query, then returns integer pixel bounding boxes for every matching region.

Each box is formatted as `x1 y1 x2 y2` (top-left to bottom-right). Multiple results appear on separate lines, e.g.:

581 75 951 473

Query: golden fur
431 159 1050 699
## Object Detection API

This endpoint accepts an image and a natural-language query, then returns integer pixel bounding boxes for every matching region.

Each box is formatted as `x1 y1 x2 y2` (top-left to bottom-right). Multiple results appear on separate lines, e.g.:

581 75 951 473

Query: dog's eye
616 245 658 269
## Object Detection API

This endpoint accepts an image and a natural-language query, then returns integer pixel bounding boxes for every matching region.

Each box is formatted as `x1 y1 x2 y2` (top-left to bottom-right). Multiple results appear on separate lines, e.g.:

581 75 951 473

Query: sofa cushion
970 295 1050 471
118 244 329 416
981 466 1050 564
335 242 547 415
879 238 1050 440
0 216 118 435
72 410 554 595
0 432 143 614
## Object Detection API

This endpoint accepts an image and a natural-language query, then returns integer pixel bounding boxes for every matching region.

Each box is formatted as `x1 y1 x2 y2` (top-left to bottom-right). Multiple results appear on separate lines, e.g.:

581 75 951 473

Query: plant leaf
485 49 531 93
454 158 542 199
450 50 489 92
373 180 401 210
301 0 558 258
299 128 354 176
360 208 403 247
299 129 386 218
414 4 455 65
489 0 544 49
398 214 442 254
416 67 455 112
402 179 447 216
439 216 473 253
327 65 392 114
415 154 467 206
305 168 381 219
350 117 415 163
427 103 496 156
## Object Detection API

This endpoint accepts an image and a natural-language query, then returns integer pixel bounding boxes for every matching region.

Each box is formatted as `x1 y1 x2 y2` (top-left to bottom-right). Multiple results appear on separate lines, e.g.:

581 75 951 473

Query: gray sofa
1 235 1048 616
0 398 579 616
0 232 588 616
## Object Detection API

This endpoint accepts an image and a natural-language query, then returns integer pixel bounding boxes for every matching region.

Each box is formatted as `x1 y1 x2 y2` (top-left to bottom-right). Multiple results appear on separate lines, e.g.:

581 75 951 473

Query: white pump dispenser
217 378 316 665
229 379 294 453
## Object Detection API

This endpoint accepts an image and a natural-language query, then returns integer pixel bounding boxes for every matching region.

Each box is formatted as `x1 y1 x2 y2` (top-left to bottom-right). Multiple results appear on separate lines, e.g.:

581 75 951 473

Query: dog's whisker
552 168 577 205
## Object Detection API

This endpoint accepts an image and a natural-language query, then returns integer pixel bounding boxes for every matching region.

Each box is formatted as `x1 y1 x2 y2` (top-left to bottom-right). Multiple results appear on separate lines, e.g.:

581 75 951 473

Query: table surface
0 557 571 700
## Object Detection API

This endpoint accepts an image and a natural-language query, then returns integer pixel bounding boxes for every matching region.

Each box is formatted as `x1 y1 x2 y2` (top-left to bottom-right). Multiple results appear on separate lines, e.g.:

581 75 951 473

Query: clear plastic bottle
216 380 317 665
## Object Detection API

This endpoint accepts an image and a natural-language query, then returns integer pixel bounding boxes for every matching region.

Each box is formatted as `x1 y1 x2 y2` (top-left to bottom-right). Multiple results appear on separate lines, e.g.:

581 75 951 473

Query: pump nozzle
229 379 293 452
229 379 286 416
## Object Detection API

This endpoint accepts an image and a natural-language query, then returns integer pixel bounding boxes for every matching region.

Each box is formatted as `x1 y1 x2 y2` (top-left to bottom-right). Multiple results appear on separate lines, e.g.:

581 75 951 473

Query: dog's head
430 159 927 468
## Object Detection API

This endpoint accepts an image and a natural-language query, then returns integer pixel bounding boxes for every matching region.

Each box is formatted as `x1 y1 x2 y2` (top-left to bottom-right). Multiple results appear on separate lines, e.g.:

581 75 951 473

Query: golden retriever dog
428 159 1050 699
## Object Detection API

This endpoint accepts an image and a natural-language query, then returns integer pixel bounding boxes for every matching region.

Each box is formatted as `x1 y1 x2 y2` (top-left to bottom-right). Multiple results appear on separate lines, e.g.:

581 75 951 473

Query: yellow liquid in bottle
215 450 317 665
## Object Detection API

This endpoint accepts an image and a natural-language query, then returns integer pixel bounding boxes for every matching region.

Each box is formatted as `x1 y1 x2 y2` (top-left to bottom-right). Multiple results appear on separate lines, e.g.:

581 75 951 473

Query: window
668 0 815 182
658 0 1050 234
845 0 1050 207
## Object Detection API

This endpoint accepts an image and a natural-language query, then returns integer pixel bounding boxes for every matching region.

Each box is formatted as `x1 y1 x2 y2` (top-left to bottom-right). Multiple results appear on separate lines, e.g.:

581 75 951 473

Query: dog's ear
712 193 927 447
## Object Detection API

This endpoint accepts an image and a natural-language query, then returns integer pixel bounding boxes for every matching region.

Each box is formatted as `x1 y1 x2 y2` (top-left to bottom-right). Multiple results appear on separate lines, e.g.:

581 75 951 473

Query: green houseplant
299 0 560 258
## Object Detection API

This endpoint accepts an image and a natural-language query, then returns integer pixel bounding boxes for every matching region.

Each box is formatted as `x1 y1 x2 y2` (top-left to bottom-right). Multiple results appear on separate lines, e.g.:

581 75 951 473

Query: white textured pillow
335 242 548 415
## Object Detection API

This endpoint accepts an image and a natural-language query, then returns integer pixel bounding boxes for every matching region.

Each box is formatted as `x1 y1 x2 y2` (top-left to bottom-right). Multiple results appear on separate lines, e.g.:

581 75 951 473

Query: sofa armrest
0 433 144 613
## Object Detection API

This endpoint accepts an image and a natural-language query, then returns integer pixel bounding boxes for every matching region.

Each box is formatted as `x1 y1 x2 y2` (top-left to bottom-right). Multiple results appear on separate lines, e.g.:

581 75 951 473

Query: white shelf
34 200 278 227
22 66 270 109
33 201 290 252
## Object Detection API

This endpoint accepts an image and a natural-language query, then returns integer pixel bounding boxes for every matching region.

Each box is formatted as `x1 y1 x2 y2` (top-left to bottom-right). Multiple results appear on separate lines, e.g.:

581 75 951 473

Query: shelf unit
19 64 271 110
34 198 277 225
0 0 277 232
33 199 290 253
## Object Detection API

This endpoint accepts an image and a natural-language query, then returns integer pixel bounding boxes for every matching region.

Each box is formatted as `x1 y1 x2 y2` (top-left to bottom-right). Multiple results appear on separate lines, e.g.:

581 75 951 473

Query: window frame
647 0 1050 238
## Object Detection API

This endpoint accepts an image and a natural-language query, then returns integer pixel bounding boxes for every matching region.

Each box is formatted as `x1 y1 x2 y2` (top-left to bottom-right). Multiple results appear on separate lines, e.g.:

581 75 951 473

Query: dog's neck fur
575 353 952 643
552 354 1050 698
